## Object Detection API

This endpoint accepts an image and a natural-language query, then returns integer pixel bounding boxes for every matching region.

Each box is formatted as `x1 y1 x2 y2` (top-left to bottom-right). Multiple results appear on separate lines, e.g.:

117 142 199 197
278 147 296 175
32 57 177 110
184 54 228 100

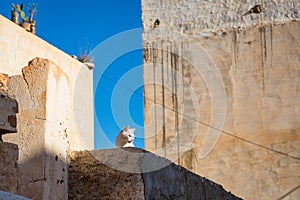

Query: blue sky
0 0 144 149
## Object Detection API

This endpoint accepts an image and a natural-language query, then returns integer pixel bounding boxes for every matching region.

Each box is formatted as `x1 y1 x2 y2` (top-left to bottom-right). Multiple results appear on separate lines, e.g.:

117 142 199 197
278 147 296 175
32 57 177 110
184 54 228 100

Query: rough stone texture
142 0 300 199
0 190 31 200
0 142 18 195
2 59 69 200
142 0 299 39
68 148 242 200
68 149 144 200
0 73 10 88
0 14 94 199
0 90 18 135
1 74 18 139
0 15 93 151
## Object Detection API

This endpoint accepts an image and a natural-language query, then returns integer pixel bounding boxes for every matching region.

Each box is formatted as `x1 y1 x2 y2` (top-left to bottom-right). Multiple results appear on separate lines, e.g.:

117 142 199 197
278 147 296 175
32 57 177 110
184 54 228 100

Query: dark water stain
233 30 239 72
161 40 166 157
259 26 266 95
152 42 158 149
174 44 180 165
270 24 273 68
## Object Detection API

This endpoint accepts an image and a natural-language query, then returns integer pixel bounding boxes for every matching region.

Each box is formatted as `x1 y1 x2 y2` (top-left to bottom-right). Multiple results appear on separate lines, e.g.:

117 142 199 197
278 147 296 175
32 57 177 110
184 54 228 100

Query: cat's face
121 126 135 143
115 125 136 147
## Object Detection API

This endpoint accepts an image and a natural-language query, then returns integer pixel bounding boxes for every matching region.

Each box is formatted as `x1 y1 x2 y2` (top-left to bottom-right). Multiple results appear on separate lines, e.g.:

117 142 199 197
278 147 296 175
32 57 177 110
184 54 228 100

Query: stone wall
0 89 18 136
0 14 95 199
68 148 242 199
2 59 70 199
0 142 18 195
142 0 300 199
0 15 93 151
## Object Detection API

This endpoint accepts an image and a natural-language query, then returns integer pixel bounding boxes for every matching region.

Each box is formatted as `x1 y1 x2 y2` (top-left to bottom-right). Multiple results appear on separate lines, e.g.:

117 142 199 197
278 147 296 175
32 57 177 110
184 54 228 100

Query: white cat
115 125 135 147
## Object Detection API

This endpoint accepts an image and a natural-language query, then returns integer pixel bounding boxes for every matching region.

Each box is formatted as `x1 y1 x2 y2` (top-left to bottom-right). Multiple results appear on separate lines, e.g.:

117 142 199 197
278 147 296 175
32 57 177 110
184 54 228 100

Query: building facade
142 1 300 199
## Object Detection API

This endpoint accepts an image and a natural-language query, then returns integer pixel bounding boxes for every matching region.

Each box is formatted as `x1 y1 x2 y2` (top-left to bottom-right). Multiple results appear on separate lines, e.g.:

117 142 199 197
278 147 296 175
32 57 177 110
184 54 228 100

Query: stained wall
142 1 300 199
0 142 18 195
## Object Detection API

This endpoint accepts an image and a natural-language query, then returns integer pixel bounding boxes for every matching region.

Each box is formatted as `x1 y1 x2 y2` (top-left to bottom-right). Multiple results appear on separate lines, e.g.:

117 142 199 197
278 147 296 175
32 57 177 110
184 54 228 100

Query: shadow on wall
1 143 242 199
19 151 68 200
0 142 68 200
0 57 92 199
0 57 240 199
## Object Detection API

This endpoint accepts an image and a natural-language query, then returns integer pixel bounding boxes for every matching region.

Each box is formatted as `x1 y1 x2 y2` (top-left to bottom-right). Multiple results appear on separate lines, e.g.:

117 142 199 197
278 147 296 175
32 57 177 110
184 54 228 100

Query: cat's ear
124 125 129 131
131 128 136 132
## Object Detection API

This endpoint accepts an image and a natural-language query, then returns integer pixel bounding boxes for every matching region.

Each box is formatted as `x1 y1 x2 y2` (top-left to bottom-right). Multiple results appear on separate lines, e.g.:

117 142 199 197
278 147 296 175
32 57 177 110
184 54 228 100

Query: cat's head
121 125 135 143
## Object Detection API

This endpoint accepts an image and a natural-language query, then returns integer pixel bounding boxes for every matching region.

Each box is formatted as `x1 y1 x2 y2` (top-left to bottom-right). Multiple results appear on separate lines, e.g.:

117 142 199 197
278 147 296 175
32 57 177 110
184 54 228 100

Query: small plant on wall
28 3 37 23
11 3 37 34
17 3 30 31
78 41 94 70
79 50 94 70
11 4 20 24
79 50 93 63
28 3 37 34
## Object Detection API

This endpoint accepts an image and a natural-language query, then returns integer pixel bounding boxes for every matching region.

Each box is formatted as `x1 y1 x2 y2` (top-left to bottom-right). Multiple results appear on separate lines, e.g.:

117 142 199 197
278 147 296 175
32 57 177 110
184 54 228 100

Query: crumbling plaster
0 15 93 151
0 14 94 199
2 59 70 199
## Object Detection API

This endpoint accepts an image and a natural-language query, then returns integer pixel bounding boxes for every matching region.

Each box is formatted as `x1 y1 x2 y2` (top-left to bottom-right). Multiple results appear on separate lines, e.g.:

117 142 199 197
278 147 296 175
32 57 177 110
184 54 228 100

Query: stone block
0 90 18 140
68 148 242 199
0 142 18 194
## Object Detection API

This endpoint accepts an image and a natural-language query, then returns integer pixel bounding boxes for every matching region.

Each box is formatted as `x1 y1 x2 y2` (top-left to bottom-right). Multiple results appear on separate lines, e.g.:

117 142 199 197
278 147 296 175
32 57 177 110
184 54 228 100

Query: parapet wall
68 148 242 199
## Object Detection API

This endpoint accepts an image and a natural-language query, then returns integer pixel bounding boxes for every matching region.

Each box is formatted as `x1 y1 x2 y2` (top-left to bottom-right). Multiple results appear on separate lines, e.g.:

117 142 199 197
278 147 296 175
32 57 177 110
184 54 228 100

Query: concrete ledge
68 148 242 199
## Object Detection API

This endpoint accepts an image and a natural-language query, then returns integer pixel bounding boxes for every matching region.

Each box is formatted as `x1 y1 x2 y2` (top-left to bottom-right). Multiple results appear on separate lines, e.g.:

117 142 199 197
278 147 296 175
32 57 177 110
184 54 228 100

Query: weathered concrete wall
0 15 93 151
142 0 299 38
0 142 18 194
142 0 300 199
68 148 242 199
2 59 70 199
